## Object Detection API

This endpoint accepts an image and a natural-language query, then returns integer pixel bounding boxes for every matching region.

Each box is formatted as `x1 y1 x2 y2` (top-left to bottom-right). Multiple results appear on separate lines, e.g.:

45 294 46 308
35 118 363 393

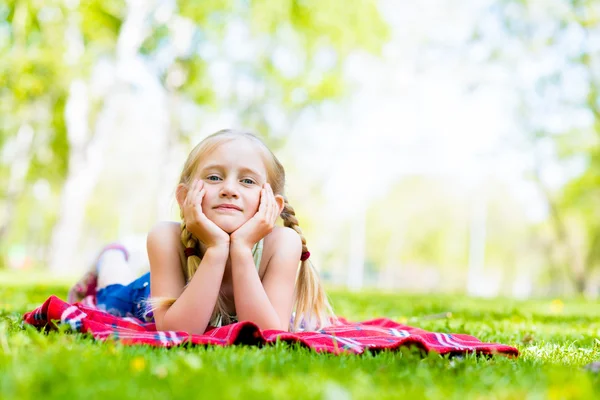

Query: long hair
149 129 336 330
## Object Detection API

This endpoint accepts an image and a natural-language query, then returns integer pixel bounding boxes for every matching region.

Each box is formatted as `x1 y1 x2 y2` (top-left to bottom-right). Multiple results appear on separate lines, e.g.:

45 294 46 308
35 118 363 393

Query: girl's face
194 139 268 234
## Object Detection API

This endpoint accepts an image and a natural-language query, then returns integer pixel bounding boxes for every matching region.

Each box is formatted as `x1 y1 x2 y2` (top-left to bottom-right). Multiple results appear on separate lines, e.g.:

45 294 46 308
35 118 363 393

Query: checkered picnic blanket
23 295 518 356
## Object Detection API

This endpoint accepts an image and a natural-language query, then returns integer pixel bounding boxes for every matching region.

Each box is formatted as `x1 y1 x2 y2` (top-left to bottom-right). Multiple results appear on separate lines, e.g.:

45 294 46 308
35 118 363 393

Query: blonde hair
150 129 336 331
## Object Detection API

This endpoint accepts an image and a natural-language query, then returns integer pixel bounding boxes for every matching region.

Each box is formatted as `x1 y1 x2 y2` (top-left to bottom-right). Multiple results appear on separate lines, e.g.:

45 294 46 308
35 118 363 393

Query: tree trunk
48 80 104 274
0 124 34 243
467 192 487 296
347 203 366 291
49 0 157 274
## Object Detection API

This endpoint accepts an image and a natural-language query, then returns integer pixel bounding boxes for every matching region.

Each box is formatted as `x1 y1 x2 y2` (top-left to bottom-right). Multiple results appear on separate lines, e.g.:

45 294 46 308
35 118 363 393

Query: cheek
201 186 218 210
247 191 262 212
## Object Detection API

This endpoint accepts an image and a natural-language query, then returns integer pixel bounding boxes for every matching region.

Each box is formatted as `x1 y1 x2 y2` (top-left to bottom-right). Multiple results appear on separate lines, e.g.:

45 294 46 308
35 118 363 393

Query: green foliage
366 177 469 269
79 0 125 51
249 0 388 54
25 93 69 185
177 57 217 106
0 0 132 273
2 274 600 399
137 0 389 147
474 0 600 288
1 1 390 265
363 176 540 294
0 0 126 190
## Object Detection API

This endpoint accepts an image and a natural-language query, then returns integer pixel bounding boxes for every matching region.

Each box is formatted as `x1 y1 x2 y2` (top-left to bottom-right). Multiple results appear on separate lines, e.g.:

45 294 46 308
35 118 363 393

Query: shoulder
263 226 302 263
147 221 181 244
147 221 184 263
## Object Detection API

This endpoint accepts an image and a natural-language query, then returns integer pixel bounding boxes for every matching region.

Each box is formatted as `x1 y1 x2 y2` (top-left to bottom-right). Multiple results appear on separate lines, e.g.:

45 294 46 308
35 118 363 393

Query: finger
263 185 274 223
258 186 268 214
198 188 206 207
189 181 201 210
265 184 273 210
183 182 191 207
195 188 205 210
267 184 278 222
259 184 266 203
192 180 202 202
186 179 198 205
266 184 274 217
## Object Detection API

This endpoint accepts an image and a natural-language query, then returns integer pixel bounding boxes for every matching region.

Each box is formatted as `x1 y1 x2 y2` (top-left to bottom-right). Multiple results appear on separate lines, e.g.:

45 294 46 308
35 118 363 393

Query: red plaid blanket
23 295 518 356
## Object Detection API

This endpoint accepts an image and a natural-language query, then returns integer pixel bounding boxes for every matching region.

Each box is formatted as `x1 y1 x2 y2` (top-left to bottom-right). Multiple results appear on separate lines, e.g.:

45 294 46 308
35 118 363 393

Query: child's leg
94 247 151 318
69 243 151 320
68 243 131 304
96 249 138 290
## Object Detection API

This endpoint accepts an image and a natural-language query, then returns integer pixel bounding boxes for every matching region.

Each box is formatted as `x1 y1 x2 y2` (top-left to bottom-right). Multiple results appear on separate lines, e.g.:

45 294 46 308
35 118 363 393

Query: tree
0 0 125 268
471 0 600 293
1 0 390 272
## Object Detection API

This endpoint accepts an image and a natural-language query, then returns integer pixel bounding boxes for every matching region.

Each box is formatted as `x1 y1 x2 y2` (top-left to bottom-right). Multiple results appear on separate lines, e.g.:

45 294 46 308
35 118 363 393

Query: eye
207 175 222 182
241 178 255 185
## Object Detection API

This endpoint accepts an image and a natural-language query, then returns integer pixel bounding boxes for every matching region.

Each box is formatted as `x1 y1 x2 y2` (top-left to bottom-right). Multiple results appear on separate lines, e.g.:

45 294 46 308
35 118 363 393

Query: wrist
229 242 253 258
229 234 252 249
204 244 230 259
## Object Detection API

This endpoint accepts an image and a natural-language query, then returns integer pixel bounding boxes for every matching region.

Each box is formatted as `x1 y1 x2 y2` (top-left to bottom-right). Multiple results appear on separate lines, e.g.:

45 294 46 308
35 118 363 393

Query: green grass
1 270 600 399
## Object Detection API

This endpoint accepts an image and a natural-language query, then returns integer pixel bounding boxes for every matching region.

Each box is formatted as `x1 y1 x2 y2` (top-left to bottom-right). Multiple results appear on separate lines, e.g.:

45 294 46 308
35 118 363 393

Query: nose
219 178 239 199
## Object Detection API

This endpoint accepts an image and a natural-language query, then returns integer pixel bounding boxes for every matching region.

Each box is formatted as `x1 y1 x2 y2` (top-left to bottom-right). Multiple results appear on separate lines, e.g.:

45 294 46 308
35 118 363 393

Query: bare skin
147 139 301 334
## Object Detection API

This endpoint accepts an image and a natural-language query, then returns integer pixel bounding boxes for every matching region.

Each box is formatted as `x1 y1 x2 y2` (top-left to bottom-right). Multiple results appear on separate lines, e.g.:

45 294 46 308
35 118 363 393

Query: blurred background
1 0 599 299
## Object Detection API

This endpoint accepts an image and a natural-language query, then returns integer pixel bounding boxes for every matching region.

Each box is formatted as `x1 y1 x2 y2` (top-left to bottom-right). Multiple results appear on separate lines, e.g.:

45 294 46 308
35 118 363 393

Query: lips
214 204 242 211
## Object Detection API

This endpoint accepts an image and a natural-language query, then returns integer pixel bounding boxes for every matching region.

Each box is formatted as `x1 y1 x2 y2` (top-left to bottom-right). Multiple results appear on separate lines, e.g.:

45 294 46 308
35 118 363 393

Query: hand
181 179 230 249
230 183 280 251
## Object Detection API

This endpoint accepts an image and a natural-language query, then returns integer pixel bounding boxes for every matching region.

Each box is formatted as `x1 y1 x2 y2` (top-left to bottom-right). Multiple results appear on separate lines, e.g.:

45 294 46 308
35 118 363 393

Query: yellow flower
130 356 146 372
550 299 564 314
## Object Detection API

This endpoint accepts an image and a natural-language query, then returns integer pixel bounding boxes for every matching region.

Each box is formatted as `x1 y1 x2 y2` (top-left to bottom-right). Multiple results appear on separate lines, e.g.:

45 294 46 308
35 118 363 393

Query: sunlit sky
7 0 592 283
88 0 585 229
282 0 556 222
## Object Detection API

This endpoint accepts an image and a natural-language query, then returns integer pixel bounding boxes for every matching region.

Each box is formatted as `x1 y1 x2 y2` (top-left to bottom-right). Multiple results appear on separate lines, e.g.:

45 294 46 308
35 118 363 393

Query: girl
68 129 335 334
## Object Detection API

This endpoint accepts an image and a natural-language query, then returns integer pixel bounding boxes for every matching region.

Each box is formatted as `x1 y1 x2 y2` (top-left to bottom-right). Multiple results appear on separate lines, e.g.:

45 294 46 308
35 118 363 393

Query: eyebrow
200 163 265 178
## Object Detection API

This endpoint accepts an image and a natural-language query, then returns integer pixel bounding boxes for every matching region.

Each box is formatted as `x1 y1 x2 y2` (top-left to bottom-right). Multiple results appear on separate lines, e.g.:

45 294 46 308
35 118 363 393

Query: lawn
1 270 599 399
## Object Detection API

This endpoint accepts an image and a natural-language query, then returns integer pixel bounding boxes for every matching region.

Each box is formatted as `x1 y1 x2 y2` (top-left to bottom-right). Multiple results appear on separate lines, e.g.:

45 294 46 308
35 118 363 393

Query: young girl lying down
68 129 335 334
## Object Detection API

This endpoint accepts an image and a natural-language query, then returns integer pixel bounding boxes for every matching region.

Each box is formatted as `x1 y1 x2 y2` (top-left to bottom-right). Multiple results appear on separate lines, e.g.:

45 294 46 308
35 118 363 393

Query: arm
151 179 231 333
230 227 302 331
147 222 229 334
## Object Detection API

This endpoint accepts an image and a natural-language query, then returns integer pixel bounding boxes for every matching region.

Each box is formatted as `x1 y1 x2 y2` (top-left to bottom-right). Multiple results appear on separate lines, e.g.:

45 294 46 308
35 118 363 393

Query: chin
213 218 245 234
220 225 238 234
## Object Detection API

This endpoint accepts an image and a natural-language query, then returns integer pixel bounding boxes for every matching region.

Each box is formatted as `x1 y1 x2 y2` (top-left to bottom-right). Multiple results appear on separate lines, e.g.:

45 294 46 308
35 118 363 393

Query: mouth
214 204 242 212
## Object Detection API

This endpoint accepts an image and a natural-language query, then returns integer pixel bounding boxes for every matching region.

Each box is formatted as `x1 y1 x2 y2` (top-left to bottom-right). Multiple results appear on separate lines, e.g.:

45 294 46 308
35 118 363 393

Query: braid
179 218 201 279
281 200 308 253
280 198 336 331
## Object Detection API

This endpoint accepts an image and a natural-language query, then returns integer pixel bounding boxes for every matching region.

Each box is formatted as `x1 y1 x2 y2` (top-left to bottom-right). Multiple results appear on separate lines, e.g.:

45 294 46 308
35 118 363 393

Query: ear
274 194 285 216
175 183 188 209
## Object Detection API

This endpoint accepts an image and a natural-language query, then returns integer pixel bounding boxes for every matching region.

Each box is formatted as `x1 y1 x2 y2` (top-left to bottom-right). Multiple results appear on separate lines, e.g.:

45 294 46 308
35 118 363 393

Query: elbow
155 310 173 332
277 319 290 332
153 304 178 332
159 308 209 335
258 317 289 332
258 324 287 332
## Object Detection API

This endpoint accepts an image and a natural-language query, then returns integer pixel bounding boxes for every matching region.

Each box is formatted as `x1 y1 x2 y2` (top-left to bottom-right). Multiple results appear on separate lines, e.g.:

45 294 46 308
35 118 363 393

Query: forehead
197 138 267 176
